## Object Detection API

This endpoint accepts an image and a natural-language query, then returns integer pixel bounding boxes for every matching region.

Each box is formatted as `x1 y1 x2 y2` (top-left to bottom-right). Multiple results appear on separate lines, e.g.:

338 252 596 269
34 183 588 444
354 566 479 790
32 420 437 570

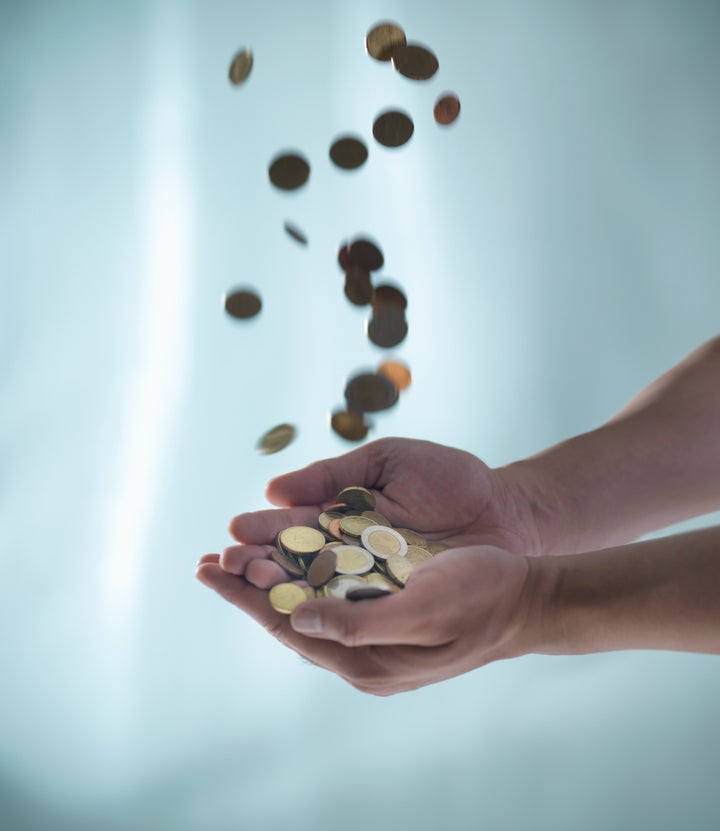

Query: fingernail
291 608 323 634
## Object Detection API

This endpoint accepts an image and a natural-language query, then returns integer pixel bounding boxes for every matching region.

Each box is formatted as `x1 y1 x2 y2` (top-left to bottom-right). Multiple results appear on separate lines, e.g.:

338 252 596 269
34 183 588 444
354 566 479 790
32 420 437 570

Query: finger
265 439 390 507
229 506 322 544
196 553 220 566
245 558 290 589
220 544 273 576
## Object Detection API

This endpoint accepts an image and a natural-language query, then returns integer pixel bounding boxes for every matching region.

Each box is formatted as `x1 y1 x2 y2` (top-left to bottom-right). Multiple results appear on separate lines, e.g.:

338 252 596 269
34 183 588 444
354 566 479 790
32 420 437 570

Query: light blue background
2 1 720 829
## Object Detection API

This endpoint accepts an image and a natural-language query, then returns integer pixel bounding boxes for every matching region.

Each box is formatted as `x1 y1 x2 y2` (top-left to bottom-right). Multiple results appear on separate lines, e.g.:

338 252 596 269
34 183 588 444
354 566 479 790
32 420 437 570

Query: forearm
503 336 720 555
518 525 720 657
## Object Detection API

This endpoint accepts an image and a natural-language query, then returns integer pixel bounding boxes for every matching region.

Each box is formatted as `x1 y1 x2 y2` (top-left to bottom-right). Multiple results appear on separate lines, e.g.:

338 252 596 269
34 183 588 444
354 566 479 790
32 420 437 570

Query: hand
196 544 534 695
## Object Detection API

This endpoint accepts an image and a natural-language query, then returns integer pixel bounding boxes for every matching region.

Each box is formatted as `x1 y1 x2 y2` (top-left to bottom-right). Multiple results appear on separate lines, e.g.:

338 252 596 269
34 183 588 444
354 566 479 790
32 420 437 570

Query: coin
329 136 368 170
372 283 407 309
334 545 374 575
268 152 310 191
323 574 366 599
427 541 450 555
344 265 374 306
377 360 412 391
391 43 439 81
361 510 391 527
284 221 308 245
337 486 376 512
339 514 375 537
318 510 344 531
270 545 306 578
361 526 408 560
345 372 399 413
405 545 432 567
224 288 262 320
346 584 395 601
257 423 296 454
269 583 308 614
367 307 408 349
434 94 461 126
330 410 370 442
366 572 399 591
279 526 326 556
304 586 318 600
337 242 353 271
307 547 338 588
365 21 407 62
372 109 414 148
326 518 344 540
387 553 414 586
395 528 427 547
228 48 253 85
349 238 384 272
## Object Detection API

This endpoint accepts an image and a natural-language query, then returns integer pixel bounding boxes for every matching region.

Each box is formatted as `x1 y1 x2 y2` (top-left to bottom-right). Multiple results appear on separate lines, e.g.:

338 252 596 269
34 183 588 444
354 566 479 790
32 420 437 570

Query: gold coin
426 541 450 555
344 372 399 413
268 152 310 191
257 423 297 455
344 265 374 306
377 360 412 391
334 545 374 575
361 526 408 560
339 514 375 537
224 288 262 320
304 586 317 600
324 574 366 599
366 572 399 591
372 109 414 148
284 221 308 245
330 409 370 442
337 486 376 512
318 510 344 531
387 553 414 586
361 510 391 527
307 547 338 588
434 94 461 126
395 528 427 547
270 545 306 578
279 526 326 556
349 238 384 272
228 48 253 85
366 21 407 62
346 584 394 601
269 583 308 614
391 43 439 81
367 307 408 349
329 136 368 170
406 545 432 567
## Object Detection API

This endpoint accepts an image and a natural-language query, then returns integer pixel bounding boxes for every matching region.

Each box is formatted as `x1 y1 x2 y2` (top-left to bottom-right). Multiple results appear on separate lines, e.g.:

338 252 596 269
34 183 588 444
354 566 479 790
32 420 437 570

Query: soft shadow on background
2 1 720 829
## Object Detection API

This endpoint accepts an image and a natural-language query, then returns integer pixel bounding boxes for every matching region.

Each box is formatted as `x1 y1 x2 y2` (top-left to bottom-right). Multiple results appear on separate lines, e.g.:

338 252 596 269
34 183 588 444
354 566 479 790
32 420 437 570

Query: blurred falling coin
349 238 384 272
344 265 374 306
329 136 368 170
366 21 407 61
268 152 310 191
377 360 412 391
434 93 461 126
373 109 414 148
372 283 407 309
224 288 262 320
284 221 308 245
228 48 253 85
331 409 369 442
367 308 408 349
269 583 308 614
337 242 353 271
257 423 297 454
345 372 399 412
391 43 439 81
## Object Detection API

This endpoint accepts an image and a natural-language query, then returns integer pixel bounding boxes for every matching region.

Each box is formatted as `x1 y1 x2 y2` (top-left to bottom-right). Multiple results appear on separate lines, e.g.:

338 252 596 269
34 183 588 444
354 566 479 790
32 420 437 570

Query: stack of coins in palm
268 486 449 614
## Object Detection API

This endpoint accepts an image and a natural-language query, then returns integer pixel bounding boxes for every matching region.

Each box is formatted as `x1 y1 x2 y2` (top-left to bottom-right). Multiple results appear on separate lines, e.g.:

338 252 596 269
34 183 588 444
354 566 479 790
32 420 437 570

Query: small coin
391 43 439 81
284 221 308 245
337 242 353 271
344 265 374 306
406 545 432 567
434 94 461 126
324 574 366 599
329 136 368 170
361 510 391 527
228 48 253 85
366 21 407 62
339 514 375 537
349 238 384 272
307 547 338 588
268 152 310 191
257 423 297 454
361 526 408 560
270 546 306 578
269 582 308 614
427 541 450 555
372 109 414 148
330 410 370 442
224 288 262 320
345 372 399 413
304 586 318 600
318 510 345 531
334 545 375 575
395 528 428 547
367 307 408 349
387 553 414 586
326 518 344 541
366 572 399 591
346 584 395 601
377 360 412 391
337 486 376 512
279 526 326 556
372 283 407 309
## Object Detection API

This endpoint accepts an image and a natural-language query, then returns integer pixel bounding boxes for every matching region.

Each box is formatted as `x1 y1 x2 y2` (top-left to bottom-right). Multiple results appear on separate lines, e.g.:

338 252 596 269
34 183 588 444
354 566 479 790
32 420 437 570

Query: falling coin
268 152 310 191
228 48 253 85
307 547 338 588
345 371 399 412
224 288 262 320
329 136 369 170
349 238 384 272
373 284 407 309
337 242 353 271
377 360 412 391
434 93 461 126
269 583 308 614
365 21 407 62
330 410 370 442
279 526 326 556
257 423 297 454
367 307 408 349
391 43 439 81
344 265 374 306
284 221 308 245
372 109 414 148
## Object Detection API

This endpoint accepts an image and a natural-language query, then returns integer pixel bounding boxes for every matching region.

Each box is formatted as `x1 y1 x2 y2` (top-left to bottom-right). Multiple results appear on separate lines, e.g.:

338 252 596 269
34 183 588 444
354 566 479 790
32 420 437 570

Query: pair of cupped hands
197 438 554 695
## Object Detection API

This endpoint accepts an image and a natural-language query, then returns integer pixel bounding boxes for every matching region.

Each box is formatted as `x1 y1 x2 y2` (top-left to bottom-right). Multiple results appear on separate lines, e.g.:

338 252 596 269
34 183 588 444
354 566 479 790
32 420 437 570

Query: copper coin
327 518 344 540
372 283 407 309
228 48 253 85
284 221 308 245
345 372 399 413
329 136 368 170
434 94 461 126
330 410 370 442
337 242 353 271
377 360 412 391
367 307 408 349
224 288 262 319
391 43 439 81
372 109 414 148
349 238 384 272
337 487 376 512
365 22 407 62
344 265 374 306
307 547 338 588
268 152 310 191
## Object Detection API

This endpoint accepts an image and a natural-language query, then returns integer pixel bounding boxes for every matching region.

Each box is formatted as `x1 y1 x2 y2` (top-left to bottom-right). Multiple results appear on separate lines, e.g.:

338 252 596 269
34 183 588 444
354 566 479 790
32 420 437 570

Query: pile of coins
267 486 449 614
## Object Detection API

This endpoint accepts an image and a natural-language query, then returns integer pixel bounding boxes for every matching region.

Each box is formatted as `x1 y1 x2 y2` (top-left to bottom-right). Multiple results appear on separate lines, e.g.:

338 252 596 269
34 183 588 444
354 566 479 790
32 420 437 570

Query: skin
196 336 720 695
